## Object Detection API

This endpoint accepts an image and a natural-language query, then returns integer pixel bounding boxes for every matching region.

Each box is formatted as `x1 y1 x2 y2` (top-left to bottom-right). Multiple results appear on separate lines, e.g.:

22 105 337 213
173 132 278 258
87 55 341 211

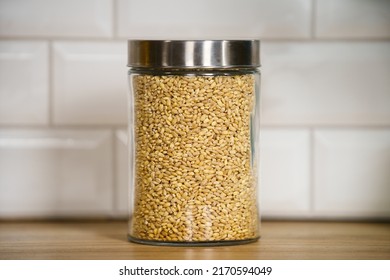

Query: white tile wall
261 42 390 125
0 129 113 218
53 42 128 125
0 0 112 38
260 129 311 217
0 0 389 220
316 0 390 39
117 0 312 39
0 41 48 125
314 129 390 218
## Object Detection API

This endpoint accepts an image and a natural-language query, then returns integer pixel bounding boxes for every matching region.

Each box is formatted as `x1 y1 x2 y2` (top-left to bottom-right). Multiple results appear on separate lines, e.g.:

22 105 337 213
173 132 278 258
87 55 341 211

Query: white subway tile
0 41 48 125
260 129 311 217
115 129 128 216
0 0 112 38
0 129 113 218
53 42 128 125
314 129 390 218
261 42 390 125
316 0 390 39
117 0 311 39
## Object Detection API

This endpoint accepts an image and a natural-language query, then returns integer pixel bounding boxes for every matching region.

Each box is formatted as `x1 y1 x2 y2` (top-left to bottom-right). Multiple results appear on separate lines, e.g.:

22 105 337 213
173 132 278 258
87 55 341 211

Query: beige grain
129 74 259 242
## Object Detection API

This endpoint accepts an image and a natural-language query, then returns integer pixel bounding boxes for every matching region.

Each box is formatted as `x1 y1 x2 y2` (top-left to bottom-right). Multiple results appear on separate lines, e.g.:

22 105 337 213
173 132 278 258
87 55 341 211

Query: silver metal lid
127 40 260 69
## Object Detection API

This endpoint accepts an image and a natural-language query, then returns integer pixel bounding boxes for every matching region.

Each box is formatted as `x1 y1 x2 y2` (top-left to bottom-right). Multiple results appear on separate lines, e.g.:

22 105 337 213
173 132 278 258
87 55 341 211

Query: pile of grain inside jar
130 74 259 242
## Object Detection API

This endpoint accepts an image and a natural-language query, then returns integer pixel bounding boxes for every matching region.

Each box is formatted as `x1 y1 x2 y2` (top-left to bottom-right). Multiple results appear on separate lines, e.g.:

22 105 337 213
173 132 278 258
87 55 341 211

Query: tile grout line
310 0 317 39
1 123 390 130
1 122 390 131
259 124 390 129
0 124 128 130
1 36 389 43
112 0 118 39
309 127 315 215
111 129 118 217
48 40 54 127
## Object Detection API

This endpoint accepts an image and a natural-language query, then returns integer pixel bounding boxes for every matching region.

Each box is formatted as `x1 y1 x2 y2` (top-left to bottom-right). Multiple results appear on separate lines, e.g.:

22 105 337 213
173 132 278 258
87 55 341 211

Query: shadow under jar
127 40 261 246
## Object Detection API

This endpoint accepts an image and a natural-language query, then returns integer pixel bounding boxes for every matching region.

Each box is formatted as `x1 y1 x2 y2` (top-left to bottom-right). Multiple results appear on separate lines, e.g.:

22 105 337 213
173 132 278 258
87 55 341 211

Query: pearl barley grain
129 74 259 243
127 40 261 246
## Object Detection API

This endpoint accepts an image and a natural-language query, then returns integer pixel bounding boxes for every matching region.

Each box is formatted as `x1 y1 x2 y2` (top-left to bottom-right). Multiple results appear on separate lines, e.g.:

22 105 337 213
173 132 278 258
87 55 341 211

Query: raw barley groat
129 74 259 243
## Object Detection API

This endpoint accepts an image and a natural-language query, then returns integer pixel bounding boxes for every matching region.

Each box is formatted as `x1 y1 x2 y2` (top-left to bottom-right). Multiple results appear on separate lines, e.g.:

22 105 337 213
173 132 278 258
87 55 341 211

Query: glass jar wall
127 40 261 246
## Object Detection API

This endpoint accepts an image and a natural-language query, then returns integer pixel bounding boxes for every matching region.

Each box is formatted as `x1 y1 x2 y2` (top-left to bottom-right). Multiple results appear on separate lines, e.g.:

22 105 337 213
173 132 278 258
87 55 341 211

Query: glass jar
127 40 261 246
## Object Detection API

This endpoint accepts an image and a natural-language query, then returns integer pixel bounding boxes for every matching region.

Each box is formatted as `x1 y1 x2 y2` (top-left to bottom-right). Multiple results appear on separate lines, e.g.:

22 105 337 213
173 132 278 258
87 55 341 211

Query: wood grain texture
0 221 389 260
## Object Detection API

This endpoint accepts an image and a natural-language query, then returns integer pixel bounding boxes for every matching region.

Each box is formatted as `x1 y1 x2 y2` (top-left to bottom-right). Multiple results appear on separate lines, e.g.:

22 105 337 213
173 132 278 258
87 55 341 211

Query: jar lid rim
127 40 260 68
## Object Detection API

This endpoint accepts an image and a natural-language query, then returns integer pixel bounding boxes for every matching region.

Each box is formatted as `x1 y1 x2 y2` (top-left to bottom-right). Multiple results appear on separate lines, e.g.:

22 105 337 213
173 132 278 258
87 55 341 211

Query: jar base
127 234 260 247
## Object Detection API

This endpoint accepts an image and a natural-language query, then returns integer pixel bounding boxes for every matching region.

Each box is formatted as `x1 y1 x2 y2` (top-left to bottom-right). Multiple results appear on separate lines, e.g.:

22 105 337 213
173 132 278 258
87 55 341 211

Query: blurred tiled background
0 0 389 219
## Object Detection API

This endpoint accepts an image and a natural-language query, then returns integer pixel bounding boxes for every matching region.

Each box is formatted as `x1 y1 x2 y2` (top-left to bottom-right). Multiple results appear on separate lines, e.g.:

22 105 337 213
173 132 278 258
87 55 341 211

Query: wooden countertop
0 221 389 260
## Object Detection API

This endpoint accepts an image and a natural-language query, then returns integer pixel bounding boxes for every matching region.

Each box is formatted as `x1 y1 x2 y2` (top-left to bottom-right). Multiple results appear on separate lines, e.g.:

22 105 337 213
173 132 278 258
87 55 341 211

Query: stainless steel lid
127 40 260 69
